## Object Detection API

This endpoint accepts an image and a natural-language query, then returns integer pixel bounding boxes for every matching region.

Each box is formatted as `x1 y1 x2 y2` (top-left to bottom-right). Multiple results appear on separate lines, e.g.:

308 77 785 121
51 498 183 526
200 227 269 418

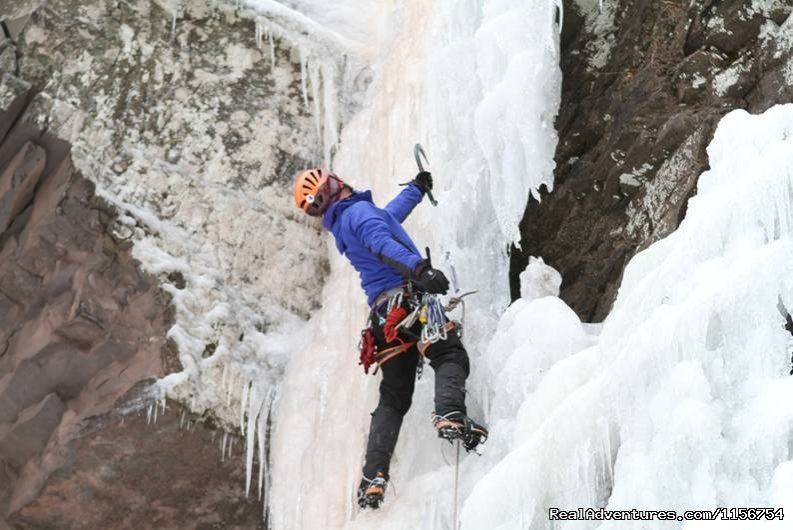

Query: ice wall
462 105 793 529
258 0 563 528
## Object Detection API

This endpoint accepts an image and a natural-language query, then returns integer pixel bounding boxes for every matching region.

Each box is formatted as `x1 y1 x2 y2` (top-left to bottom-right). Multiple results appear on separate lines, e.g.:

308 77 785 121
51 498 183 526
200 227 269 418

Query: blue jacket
323 184 425 306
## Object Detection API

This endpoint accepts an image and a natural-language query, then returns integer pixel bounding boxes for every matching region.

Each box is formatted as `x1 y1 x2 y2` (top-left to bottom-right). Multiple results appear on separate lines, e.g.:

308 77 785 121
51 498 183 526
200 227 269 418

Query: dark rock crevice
511 0 793 322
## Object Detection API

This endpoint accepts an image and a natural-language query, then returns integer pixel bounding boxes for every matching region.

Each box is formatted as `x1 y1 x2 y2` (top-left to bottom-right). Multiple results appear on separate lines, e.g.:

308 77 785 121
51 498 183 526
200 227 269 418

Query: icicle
268 31 276 67
300 53 309 108
153 401 158 424
309 62 322 149
146 404 153 424
255 19 262 50
258 391 272 510
245 385 264 497
221 432 228 462
180 409 186 429
226 373 235 407
551 0 564 35
320 62 339 165
257 407 265 500
240 380 251 431
221 362 229 390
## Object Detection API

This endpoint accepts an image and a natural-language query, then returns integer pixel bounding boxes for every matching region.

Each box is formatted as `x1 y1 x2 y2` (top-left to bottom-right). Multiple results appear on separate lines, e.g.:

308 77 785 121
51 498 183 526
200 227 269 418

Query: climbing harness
358 243 477 376
358 283 478 376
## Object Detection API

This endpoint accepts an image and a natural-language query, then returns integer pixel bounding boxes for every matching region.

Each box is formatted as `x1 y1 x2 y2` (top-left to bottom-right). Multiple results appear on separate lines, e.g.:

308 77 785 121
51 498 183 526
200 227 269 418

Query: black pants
362 304 470 479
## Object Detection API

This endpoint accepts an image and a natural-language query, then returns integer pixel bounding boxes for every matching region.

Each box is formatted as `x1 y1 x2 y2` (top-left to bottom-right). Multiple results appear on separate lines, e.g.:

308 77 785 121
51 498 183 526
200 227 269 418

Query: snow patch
713 62 747 96
760 15 793 60
573 0 618 70
519 256 562 302
692 73 707 88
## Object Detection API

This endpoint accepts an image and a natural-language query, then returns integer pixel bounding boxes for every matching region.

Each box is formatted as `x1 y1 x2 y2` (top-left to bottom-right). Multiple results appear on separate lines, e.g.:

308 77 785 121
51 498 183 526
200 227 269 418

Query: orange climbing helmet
293 168 345 216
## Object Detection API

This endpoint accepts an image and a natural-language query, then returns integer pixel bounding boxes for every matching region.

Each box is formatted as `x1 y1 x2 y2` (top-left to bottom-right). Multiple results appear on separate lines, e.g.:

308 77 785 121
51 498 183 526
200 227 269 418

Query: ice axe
414 143 438 206
400 143 438 206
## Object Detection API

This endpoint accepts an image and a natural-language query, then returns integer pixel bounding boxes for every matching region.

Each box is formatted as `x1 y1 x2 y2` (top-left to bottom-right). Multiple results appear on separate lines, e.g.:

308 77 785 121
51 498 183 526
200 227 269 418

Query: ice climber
292 167 488 509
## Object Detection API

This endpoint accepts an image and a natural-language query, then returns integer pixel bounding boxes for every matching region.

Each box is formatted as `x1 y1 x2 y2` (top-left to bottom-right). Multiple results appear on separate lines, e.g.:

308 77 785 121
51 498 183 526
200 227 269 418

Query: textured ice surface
519 256 563 301
261 0 563 528
461 105 793 529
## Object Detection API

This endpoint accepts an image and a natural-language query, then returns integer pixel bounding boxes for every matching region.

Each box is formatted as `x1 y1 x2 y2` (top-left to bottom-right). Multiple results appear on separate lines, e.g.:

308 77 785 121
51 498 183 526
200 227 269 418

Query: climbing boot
357 471 388 509
432 411 488 452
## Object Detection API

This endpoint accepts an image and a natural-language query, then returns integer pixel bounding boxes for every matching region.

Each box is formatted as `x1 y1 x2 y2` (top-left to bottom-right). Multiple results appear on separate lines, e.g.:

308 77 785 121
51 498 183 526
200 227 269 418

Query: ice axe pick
413 143 438 206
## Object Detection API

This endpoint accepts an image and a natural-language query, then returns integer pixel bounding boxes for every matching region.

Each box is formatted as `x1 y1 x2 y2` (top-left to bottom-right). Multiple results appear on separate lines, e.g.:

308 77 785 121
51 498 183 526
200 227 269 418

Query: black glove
411 259 449 294
411 171 433 194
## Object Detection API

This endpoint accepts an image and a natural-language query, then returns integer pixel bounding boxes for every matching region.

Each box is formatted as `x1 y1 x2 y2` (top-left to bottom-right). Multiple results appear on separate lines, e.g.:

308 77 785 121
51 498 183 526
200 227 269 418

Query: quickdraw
421 293 448 343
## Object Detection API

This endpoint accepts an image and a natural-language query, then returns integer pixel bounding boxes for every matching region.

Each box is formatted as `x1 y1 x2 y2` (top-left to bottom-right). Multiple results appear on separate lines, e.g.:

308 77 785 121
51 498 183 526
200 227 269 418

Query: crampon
357 471 388 509
432 411 488 453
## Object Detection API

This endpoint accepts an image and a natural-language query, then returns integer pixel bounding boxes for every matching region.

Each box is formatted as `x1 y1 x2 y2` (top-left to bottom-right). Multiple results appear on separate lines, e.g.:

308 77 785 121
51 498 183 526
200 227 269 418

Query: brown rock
10 406 263 530
0 67 173 518
0 141 45 233
0 393 65 470
747 67 793 113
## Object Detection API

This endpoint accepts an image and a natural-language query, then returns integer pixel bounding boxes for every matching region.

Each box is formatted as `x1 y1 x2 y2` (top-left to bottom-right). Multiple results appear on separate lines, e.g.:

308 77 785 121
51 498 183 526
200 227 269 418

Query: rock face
0 0 327 523
511 0 793 321
0 69 168 519
10 406 262 530
9 0 332 424
16 0 326 321
0 69 260 525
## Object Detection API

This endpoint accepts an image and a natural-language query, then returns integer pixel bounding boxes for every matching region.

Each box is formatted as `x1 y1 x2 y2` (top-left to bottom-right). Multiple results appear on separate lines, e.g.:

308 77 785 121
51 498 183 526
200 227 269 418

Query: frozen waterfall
156 1 793 529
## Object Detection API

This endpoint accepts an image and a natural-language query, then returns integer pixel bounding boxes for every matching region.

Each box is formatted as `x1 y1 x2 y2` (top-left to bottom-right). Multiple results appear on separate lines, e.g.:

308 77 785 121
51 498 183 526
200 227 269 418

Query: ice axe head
414 143 429 172
413 143 437 206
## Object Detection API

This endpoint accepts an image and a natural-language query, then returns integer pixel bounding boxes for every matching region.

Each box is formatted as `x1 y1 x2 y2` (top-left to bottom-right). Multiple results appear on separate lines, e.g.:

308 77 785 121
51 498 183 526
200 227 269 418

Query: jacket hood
322 190 372 231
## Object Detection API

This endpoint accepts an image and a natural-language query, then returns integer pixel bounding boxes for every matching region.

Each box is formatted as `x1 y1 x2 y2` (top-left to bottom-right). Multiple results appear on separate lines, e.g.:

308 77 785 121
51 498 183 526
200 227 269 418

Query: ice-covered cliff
261 1 562 527
3 0 793 528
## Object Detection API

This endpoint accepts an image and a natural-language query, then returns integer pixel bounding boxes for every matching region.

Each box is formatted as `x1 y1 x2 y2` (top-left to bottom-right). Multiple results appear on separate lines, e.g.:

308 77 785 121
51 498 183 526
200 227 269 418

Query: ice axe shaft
414 143 438 206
